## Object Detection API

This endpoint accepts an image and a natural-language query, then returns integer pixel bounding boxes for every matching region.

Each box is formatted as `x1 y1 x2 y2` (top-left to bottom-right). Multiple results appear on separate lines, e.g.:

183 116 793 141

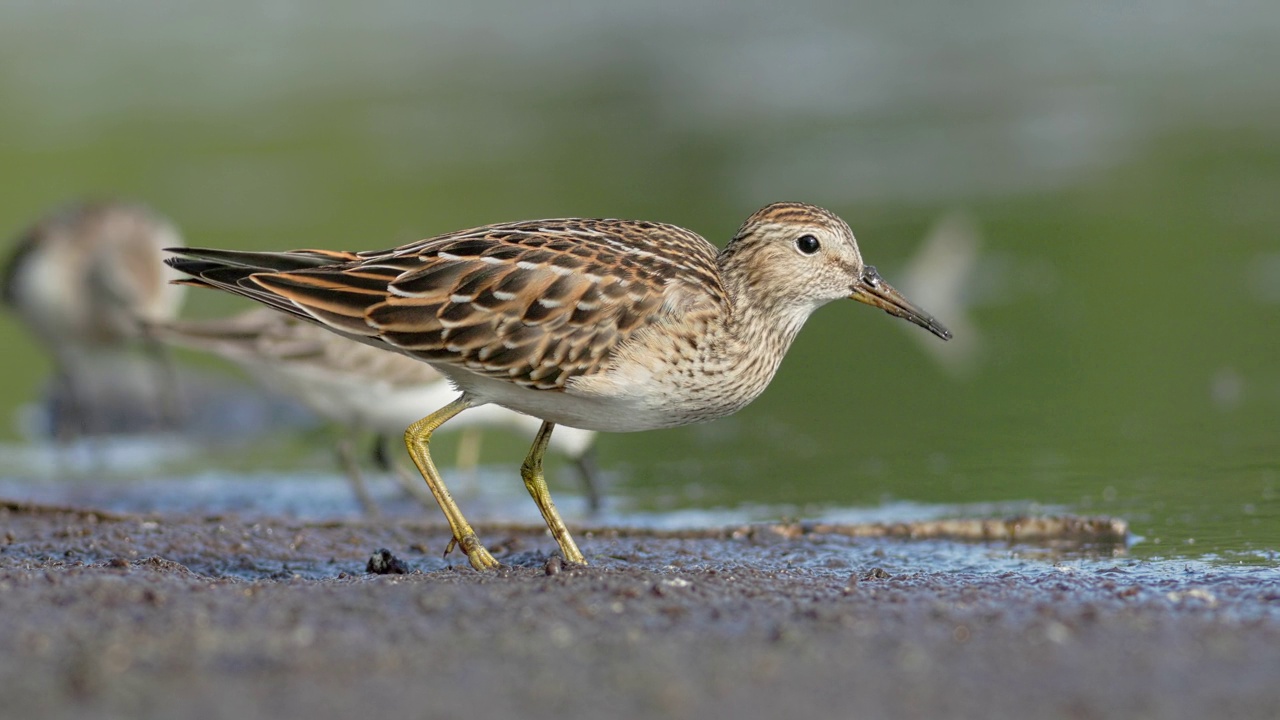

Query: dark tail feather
164 249 314 322
164 247 354 275
164 246 377 331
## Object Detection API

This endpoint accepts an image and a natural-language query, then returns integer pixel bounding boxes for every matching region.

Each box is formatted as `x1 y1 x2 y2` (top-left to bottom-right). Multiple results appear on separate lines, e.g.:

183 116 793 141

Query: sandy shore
2 502 1278 720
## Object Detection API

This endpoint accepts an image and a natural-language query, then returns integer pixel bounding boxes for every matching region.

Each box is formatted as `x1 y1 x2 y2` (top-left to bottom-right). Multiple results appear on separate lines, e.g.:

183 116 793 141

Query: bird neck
718 265 813 378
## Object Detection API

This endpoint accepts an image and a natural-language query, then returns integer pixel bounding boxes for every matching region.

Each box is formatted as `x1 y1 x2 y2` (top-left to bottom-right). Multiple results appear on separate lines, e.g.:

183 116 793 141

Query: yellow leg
404 396 499 571
521 421 586 564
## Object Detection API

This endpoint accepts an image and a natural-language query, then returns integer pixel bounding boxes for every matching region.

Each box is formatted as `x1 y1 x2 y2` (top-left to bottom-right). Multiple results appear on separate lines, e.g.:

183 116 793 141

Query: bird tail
163 247 361 321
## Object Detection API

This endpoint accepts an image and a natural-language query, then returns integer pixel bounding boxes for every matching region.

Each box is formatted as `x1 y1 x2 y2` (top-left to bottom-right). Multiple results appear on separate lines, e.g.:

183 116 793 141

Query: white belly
440 359 766 433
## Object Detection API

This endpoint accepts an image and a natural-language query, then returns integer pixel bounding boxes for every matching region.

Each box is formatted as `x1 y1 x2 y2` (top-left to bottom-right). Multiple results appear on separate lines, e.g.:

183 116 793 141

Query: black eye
795 234 820 255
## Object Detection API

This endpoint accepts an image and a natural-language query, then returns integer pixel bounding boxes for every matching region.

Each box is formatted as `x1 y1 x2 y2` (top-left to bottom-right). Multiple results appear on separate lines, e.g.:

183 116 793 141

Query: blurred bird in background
1 201 188 440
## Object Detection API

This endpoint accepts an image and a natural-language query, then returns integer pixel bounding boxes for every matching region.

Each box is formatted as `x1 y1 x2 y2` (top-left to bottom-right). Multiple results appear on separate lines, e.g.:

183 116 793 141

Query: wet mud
2 502 1278 720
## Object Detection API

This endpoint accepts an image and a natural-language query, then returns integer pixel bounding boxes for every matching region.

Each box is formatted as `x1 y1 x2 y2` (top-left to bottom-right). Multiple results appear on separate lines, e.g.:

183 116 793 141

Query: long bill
849 265 952 341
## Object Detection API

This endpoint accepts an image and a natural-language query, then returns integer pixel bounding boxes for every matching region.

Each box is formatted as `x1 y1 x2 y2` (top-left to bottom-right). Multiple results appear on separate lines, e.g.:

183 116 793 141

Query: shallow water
0 2 1277 565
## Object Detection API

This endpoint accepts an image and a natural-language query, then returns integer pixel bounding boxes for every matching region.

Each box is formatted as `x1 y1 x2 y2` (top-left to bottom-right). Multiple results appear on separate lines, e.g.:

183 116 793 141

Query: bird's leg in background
371 434 393 471
573 445 603 514
336 435 381 518
370 434 438 510
454 426 484 492
139 330 187 433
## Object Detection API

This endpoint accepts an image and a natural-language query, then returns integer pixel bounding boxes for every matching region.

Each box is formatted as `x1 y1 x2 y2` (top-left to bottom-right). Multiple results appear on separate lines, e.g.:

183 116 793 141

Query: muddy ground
2 502 1278 720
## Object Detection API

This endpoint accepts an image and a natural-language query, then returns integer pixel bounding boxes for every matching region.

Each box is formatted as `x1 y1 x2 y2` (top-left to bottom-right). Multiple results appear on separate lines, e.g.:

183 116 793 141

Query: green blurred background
1 3 1277 561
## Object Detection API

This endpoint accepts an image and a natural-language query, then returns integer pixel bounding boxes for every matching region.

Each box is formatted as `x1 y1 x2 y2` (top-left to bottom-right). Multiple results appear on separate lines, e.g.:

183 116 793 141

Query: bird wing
167 218 725 390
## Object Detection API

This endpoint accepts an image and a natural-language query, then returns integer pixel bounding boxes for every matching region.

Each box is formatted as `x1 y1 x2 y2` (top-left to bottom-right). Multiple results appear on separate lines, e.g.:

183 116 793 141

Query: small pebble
367 548 410 575
544 556 563 576
863 567 892 581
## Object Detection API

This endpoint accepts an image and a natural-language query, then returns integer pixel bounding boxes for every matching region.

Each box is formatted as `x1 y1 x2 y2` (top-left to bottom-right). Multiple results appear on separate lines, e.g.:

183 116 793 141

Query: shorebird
156 308 601 514
167 202 951 569
3 201 187 438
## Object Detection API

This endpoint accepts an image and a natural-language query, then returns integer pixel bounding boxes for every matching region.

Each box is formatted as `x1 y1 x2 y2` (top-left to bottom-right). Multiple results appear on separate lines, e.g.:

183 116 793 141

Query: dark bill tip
850 265 952 341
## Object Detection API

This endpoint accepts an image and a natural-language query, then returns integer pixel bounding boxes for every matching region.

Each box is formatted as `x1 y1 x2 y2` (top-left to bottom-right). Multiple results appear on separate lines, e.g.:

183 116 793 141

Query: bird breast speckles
563 309 777 427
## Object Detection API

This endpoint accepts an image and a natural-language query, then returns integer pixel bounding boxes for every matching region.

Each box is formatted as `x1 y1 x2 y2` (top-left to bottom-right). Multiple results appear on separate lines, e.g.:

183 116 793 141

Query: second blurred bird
2 201 188 438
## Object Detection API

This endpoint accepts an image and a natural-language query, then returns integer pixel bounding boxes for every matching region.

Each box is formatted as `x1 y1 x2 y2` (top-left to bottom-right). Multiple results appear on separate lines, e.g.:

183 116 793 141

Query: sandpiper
156 308 601 513
3 201 187 438
167 202 950 569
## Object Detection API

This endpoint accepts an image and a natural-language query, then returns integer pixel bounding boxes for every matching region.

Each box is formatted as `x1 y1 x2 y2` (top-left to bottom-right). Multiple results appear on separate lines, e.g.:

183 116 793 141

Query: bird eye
795 234 820 255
